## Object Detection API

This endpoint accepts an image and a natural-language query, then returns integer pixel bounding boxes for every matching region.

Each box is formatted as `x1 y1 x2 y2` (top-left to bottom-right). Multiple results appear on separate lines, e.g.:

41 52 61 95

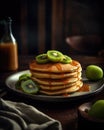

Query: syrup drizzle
78 83 90 92
63 83 90 97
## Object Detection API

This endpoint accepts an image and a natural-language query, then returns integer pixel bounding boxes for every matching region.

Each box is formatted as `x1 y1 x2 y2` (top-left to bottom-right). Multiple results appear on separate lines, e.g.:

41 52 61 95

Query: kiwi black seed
21 79 39 94
36 53 49 64
47 50 63 62
61 55 72 64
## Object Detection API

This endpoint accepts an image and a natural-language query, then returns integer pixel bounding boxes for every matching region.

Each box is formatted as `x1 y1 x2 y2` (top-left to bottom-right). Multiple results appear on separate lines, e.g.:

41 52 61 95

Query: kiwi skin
85 65 103 81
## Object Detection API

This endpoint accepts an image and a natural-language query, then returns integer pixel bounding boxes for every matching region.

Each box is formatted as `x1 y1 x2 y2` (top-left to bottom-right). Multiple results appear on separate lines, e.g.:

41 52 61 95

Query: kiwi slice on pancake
36 53 49 64
47 50 63 62
21 79 39 94
61 55 72 64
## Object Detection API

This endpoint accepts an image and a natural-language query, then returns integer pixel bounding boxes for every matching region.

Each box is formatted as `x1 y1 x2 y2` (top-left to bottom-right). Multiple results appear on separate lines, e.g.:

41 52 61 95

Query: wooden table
0 55 104 130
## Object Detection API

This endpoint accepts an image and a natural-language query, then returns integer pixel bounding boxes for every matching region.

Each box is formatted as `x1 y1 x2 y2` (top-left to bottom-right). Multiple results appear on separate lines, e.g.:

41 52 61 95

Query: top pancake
29 60 81 73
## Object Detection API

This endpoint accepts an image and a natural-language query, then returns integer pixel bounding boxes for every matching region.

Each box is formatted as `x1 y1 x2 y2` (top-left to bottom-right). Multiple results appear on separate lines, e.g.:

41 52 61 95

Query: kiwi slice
61 55 72 64
19 73 31 81
47 50 63 62
36 53 49 64
21 79 39 94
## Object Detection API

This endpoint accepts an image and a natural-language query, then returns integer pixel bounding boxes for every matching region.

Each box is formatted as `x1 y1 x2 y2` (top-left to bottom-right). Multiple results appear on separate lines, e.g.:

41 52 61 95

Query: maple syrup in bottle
0 17 18 71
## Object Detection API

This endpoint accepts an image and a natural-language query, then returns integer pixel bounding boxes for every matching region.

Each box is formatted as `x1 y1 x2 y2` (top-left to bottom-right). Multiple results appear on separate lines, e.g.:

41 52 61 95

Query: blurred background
0 0 104 55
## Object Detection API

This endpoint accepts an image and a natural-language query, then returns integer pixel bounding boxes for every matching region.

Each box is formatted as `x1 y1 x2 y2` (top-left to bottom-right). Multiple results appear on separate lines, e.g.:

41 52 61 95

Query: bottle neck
1 17 16 43
5 20 12 35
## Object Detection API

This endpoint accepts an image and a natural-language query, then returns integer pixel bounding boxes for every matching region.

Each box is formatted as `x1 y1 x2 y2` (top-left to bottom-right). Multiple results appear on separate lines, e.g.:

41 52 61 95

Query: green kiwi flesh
19 73 31 81
36 53 49 64
47 50 63 62
61 55 72 64
21 79 39 94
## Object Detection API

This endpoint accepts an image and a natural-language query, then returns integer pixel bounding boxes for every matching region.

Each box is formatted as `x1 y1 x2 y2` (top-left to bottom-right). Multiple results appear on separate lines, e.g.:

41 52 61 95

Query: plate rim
5 70 104 102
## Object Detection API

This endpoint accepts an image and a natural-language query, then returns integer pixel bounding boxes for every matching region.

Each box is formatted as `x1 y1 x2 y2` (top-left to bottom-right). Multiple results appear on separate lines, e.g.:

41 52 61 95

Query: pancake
29 60 81 73
39 80 82 90
39 81 83 95
29 56 83 96
30 71 79 79
31 76 79 86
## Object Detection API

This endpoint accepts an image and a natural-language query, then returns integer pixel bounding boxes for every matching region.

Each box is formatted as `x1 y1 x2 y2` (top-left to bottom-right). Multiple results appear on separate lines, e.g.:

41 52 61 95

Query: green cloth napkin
0 98 62 130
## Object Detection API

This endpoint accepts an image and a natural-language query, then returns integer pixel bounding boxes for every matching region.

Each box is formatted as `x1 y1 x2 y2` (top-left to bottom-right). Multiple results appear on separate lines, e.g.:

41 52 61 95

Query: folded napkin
0 98 62 130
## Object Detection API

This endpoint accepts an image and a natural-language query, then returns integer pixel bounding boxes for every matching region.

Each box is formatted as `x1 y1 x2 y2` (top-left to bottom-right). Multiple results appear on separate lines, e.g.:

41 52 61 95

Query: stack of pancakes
29 60 83 95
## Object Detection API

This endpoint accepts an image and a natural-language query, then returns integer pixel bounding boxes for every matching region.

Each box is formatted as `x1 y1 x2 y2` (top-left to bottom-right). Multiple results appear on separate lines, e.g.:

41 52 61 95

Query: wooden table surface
0 55 104 130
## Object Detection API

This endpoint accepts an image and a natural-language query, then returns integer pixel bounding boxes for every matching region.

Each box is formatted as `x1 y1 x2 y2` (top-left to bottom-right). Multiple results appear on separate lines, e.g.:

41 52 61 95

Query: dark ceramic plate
5 70 104 102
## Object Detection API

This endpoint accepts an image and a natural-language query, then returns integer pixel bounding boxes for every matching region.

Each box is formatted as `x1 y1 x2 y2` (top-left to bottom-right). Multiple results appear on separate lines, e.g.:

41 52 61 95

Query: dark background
0 0 103 55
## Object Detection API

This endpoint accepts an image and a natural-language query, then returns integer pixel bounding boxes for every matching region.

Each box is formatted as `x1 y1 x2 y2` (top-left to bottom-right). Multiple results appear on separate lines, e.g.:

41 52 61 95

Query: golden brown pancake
31 76 79 86
29 60 81 73
29 58 83 96
30 71 79 79
39 81 83 95
39 80 82 90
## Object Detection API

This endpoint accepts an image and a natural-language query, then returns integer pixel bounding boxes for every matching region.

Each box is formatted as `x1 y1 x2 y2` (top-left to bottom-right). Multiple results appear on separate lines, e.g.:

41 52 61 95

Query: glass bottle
0 17 18 71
